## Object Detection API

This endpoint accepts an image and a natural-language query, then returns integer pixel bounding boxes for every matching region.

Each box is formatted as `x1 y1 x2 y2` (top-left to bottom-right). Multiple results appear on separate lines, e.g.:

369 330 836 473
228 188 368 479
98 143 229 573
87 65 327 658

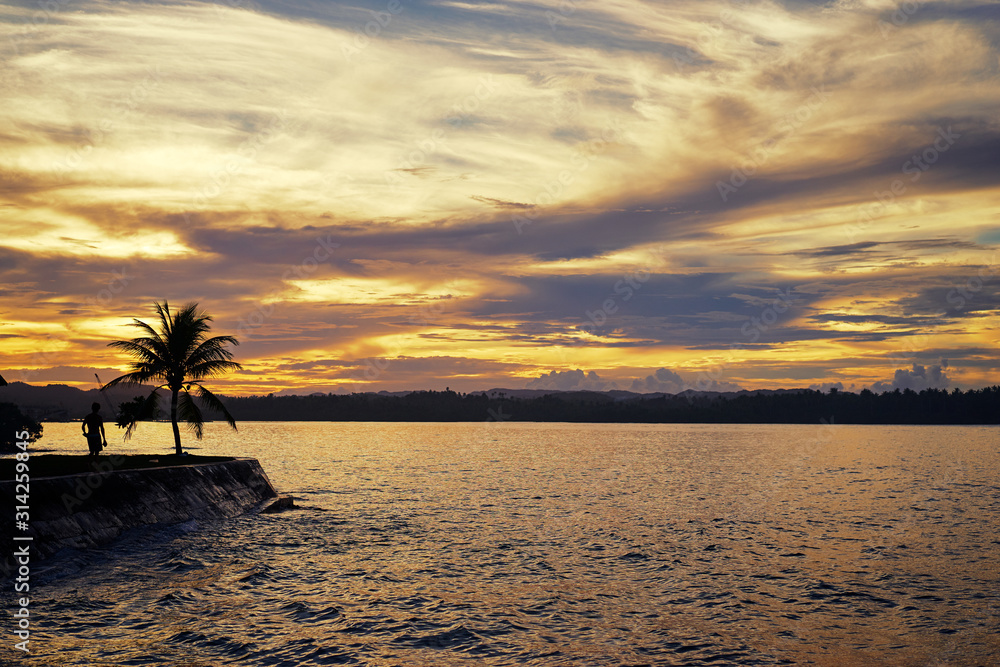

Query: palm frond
103 370 161 389
108 339 167 368
193 383 238 431
185 335 239 367
187 359 243 380
167 303 214 362
126 318 165 343
177 389 205 439
155 301 174 338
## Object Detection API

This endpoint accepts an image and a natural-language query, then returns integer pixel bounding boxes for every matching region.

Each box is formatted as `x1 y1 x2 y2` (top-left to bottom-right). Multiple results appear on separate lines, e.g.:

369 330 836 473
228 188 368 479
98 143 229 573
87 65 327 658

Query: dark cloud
470 196 534 210
896 281 1000 318
268 355 527 394
809 313 941 327
804 242 882 258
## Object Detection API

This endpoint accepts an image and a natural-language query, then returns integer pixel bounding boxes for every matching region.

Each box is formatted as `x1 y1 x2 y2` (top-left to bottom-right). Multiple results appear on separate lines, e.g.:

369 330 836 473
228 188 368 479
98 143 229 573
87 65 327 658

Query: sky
1 0 999 396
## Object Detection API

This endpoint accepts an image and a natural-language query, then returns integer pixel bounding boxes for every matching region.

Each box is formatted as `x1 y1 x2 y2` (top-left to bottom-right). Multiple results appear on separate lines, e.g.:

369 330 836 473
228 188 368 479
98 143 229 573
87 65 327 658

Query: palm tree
104 301 242 455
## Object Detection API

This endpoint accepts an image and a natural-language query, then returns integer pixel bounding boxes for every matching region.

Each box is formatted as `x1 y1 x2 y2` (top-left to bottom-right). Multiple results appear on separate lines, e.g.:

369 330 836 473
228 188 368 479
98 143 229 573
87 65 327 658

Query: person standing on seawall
83 402 107 456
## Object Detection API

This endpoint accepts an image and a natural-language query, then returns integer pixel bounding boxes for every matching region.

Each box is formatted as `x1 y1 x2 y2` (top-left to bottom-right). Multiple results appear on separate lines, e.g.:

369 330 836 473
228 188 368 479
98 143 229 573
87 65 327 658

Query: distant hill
0 381 155 421
0 382 687 418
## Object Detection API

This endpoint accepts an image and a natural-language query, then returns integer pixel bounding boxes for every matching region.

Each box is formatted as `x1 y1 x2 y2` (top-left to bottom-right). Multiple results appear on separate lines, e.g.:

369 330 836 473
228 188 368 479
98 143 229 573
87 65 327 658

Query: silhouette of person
83 402 107 456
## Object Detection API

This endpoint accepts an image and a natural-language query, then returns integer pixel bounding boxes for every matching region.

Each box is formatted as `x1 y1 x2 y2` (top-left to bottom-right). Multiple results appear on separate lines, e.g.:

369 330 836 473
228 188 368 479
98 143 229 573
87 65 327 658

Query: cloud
2 365 124 386
1 0 999 393
522 366 749 395
525 369 618 391
870 361 952 393
265 354 528 395
627 367 744 394
629 367 686 393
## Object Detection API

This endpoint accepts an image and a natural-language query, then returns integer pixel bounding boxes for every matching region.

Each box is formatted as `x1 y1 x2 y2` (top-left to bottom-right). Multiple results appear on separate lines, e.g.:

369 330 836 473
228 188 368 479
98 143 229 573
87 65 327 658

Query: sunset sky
1 0 998 395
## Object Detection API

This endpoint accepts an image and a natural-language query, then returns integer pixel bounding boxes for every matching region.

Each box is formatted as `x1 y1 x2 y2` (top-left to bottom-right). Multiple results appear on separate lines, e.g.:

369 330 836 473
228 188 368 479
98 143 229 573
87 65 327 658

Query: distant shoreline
4 383 998 425
218 387 1000 425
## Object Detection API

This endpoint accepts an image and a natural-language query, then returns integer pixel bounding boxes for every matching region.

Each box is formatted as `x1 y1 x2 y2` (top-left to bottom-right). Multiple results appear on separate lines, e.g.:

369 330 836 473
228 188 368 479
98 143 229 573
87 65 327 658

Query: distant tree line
221 386 1000 425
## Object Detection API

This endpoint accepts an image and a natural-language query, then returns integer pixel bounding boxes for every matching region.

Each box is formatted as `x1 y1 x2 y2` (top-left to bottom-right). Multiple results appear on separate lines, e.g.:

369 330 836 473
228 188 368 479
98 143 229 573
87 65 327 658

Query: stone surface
0 458 276 563
261 496 296 513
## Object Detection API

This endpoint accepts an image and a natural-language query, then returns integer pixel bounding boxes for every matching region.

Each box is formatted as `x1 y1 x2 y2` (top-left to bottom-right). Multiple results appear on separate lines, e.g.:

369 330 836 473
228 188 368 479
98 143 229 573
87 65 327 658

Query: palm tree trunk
170 387 182 455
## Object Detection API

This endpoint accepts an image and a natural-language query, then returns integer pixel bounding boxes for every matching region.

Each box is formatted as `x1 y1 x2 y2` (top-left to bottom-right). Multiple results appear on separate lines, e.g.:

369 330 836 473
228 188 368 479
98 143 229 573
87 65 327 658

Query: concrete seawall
1 458 277 561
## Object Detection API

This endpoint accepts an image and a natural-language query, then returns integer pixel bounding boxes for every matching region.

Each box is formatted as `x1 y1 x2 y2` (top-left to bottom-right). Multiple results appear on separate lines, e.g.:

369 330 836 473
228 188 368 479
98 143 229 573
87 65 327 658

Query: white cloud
629 367 686 393
629 367 744 394
870 361 952 393
525 369 618 391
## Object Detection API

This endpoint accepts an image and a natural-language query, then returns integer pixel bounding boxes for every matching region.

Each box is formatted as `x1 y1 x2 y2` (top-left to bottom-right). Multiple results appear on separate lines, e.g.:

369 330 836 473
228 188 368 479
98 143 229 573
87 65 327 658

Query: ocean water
4 421 999 666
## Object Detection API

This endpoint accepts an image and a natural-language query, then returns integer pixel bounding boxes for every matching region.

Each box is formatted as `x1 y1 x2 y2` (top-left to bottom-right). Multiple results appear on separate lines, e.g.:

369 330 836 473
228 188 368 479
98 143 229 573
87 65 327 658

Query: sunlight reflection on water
10 422 1000 665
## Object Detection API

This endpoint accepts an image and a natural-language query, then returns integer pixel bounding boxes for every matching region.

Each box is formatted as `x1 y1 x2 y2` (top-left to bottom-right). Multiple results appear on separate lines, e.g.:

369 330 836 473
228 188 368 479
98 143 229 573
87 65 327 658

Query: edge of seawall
0 458 277 563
